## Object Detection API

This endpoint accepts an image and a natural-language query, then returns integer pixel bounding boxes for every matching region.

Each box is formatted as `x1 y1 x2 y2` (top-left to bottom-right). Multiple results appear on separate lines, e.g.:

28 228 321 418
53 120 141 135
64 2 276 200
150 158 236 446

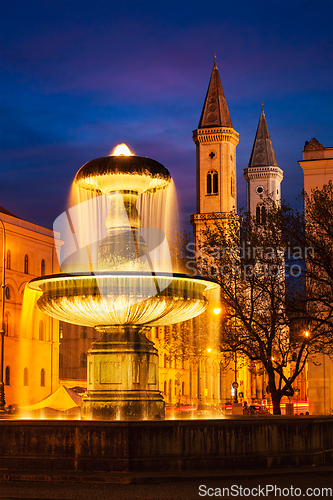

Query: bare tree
196 200 322 414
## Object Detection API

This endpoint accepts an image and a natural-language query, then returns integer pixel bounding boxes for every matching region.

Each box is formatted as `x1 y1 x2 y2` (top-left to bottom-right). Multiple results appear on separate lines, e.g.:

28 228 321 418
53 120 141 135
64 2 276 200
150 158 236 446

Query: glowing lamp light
213 307 222 315
305 331 310 337
207 348 212 353
111 143 133 156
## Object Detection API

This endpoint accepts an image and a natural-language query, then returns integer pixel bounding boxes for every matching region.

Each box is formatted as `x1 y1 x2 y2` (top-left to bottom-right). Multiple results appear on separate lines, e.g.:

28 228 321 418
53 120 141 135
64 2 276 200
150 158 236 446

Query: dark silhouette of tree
196 196 331 414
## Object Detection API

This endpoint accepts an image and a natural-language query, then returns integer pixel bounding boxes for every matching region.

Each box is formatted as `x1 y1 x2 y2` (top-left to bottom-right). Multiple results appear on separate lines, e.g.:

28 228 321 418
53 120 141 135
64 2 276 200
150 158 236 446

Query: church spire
244 107 283 216
198 58 233 128
248 107 278 168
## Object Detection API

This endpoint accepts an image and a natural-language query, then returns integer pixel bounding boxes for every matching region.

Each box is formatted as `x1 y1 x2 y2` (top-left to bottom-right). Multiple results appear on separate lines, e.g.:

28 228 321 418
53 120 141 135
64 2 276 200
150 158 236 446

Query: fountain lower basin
28 272 218 327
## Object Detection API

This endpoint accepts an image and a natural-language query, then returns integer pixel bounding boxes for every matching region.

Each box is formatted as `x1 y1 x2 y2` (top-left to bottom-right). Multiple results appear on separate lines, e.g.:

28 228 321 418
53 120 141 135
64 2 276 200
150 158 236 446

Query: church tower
244 106 283 222
191 58 239 246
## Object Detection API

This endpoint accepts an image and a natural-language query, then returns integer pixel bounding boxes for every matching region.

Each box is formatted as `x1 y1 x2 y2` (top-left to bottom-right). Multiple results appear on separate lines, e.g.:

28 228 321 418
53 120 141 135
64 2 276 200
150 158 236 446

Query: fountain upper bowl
75 155 171 195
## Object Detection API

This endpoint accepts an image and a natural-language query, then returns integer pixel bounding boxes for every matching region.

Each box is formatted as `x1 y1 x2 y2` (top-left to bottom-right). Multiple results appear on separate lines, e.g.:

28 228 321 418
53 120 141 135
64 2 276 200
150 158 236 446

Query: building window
231 176 235 197
6 250 11 270
5 366 10 385
80 353 87 368
164 380 167 394
40 368 45 387
5 286 10 300
4 312 9 336
256 205 266 225
164 353 168 368
24 254 29 274
41 259 45 276
207 170 218 195
59 353 63 368
80 326 87 339
39 320 45 341
23 367 29 386
182 381 185 396
168 379 172 399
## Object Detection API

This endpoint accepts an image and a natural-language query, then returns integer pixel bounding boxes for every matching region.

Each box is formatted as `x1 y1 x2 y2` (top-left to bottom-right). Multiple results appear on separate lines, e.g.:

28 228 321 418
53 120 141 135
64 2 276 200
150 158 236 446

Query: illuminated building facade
299 139 333 415
0 207 62 408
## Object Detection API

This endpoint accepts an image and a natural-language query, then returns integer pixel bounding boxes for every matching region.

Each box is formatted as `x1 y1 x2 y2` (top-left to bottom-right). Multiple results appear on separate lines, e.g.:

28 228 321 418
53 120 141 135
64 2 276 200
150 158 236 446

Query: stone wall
0 417 332 477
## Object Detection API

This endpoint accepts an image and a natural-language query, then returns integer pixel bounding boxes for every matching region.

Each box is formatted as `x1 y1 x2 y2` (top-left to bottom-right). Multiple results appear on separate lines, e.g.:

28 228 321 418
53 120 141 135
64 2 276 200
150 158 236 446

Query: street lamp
233 350 238 403
0 219 6 412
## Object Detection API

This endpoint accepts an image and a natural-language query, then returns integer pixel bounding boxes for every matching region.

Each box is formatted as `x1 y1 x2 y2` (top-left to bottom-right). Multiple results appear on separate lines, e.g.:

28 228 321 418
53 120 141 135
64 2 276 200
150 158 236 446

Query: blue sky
1 0 332 231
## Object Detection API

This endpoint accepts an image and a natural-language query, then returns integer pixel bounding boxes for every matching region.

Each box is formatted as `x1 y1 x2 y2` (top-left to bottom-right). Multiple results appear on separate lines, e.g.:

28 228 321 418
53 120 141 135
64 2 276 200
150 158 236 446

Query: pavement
0 466 332 500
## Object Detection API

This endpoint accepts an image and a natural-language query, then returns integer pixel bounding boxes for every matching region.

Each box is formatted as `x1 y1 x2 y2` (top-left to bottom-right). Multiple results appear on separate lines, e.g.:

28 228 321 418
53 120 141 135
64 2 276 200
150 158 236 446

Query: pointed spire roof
248 106 278 168
198 58 233 129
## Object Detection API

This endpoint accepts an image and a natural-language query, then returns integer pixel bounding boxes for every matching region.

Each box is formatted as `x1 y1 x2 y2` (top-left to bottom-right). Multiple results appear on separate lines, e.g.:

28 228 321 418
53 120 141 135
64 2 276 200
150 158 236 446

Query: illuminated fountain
28 144 219 420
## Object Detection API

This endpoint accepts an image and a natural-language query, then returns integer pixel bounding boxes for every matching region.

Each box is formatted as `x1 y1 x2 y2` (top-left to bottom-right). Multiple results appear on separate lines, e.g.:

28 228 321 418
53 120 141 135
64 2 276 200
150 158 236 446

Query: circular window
256 185 265 195
5 286 11 300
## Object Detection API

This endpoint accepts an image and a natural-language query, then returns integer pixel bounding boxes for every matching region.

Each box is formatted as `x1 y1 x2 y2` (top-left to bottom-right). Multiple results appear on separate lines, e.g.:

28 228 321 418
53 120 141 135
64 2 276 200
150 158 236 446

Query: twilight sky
1 0 332 231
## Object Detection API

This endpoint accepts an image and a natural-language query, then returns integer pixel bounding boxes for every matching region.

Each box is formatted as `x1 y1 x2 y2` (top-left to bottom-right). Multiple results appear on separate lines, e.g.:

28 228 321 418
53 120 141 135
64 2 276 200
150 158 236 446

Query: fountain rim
28 271 220 291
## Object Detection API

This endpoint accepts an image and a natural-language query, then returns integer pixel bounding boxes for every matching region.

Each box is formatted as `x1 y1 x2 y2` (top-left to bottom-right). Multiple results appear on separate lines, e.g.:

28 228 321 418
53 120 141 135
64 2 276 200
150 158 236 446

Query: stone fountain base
81 326 165 420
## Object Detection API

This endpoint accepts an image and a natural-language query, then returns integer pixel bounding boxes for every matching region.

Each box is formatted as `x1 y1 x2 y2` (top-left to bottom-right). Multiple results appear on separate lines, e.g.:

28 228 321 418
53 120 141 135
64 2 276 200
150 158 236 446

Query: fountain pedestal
81 326 164 420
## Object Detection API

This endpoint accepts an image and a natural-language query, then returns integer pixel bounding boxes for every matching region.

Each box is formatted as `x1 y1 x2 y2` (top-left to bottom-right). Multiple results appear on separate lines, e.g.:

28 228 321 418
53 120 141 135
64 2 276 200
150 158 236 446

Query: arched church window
207 170 218 195
5 366 10 385
41 259 45 276
207 173 212 194
24 254 29 274
256 205 261 224
262 206 266 224
256 205 266 225
6 250 11 270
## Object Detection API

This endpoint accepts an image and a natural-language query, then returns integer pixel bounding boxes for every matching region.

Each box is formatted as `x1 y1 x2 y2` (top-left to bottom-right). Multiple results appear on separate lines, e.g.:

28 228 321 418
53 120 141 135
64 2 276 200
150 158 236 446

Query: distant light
207 348 212 353
213 308 221 315
305 331 310 337
111 143 133 156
